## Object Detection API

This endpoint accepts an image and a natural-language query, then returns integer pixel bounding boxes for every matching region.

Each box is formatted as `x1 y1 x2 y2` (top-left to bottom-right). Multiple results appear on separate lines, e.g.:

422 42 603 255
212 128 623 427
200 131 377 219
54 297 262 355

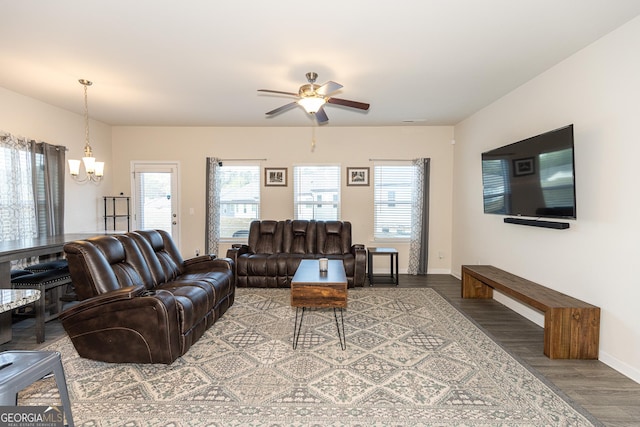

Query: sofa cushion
64 236 150 299
317 221 352 255
283 220 316 254
248 221 283 254
157 282 212 333
125 230 183 286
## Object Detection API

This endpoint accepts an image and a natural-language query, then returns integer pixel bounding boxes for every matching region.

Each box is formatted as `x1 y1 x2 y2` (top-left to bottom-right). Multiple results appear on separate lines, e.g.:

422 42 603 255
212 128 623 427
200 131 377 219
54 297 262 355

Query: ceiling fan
258 72 370 124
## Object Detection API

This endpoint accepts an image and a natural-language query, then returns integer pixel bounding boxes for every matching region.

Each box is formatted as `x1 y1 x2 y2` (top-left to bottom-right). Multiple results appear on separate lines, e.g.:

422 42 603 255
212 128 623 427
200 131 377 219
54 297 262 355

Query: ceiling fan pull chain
311 126 316 152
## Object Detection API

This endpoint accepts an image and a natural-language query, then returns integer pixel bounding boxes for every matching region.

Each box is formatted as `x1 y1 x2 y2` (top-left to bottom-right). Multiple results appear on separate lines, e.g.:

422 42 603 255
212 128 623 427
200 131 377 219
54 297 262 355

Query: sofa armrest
226 244 251 260
183 254 216 267
59 285 147 318
351 244 367 287
182 255 233 274
59 285 182 364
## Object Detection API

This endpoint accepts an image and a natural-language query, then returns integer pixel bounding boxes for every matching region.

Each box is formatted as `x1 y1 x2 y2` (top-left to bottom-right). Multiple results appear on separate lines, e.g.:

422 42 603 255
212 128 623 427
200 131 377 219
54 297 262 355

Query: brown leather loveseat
226 220 366 288
60 229 235 364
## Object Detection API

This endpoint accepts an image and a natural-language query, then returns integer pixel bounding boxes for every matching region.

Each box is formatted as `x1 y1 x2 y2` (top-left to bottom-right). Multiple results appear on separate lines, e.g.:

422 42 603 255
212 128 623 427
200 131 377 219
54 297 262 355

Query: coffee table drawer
291 284 347 308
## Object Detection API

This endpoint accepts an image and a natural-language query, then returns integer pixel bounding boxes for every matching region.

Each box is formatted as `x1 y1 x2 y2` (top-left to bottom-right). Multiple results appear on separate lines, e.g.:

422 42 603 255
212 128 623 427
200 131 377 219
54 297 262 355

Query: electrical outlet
195 249 200 256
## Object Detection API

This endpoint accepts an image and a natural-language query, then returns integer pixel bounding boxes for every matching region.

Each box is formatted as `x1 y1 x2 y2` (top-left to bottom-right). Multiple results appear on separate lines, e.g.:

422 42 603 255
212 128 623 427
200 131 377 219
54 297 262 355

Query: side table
367 247 399 286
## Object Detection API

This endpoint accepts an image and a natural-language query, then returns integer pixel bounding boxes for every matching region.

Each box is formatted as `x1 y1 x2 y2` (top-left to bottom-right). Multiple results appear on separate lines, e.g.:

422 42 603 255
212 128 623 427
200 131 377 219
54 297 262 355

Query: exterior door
131 162 180 244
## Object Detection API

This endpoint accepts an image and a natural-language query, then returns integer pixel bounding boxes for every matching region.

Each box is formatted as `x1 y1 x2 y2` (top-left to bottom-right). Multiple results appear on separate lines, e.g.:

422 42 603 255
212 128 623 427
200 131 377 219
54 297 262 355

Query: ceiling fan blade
315 106 329 124
327 97 370 110
258 89 299 97
316 81 343 96
266 102 298 116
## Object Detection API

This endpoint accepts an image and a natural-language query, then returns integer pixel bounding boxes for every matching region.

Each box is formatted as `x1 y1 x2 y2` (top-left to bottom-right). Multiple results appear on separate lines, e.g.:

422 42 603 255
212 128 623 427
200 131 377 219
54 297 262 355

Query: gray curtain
408 158 430 275
205 157 222 255
31 141 66 236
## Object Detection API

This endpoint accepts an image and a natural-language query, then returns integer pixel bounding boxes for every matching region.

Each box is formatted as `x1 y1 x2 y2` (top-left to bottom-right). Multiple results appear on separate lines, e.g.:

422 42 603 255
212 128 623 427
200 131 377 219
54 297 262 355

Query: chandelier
68 79 104 183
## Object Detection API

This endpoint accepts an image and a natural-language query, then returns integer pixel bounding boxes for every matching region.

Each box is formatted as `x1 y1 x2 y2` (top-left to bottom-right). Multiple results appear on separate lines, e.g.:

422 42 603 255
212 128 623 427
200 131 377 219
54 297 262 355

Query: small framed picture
347 167 370 186
513 157 535 177
264 168 287 186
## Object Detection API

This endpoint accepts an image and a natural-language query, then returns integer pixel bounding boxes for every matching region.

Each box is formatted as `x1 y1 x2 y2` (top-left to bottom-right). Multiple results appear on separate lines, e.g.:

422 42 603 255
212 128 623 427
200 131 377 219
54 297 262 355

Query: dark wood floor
3 274 639 426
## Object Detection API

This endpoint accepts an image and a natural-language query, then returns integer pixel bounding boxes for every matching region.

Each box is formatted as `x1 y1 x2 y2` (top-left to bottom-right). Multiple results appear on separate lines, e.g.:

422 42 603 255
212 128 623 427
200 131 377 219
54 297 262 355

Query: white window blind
293 165 340 220
135 171 173 232
374 164 414 239
219 165 260 239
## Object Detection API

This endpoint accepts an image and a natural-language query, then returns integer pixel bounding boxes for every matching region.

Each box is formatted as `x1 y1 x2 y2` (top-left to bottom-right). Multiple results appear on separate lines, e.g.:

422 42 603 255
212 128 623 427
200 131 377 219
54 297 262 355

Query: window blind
374 164 414 239
293 165 340 220
219 165 260 238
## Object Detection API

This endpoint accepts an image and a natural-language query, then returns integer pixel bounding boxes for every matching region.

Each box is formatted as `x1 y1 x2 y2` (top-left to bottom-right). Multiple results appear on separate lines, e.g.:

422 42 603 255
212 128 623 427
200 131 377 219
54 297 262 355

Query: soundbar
504 217 570 229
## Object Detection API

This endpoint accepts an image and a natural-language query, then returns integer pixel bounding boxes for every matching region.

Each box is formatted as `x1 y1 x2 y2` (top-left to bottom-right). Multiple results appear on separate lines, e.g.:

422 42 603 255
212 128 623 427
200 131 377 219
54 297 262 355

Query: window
0 143 37 240
374 164 414 239
219 165 260 238
293 165 340 220
1 137 65 242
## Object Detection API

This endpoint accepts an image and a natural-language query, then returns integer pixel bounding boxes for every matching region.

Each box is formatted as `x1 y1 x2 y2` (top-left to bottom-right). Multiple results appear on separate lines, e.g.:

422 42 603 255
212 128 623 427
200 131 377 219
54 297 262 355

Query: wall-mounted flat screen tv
481 124 576 219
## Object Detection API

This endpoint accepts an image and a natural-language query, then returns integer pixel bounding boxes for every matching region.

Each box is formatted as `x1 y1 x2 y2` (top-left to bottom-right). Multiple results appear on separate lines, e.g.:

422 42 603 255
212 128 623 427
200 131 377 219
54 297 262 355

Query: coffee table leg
293 307 305 349
333 308 346 351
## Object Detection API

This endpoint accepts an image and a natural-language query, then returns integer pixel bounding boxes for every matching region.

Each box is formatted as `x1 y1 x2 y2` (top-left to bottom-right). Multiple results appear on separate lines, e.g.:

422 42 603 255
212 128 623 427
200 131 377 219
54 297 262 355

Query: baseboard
371 268 452 275
598 351 640 385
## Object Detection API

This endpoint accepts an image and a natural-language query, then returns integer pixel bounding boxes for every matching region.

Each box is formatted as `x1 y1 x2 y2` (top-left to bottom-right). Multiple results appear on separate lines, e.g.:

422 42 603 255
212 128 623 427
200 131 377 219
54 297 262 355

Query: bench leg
461 272 493 298
544 307 600 359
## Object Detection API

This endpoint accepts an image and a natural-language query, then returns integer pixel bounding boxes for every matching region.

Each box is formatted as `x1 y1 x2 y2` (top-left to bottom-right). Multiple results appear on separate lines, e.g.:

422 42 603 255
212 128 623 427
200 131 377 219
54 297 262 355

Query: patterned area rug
21 288 601 426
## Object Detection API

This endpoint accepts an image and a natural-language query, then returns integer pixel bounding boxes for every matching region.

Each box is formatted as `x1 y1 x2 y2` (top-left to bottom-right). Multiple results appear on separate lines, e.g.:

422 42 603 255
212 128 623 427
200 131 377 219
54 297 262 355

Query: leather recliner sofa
226 220 366 288
60 229 235 364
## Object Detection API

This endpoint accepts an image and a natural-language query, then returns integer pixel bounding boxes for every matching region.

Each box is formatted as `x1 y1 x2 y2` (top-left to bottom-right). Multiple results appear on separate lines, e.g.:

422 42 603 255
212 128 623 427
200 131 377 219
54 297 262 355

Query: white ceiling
1 1 639 127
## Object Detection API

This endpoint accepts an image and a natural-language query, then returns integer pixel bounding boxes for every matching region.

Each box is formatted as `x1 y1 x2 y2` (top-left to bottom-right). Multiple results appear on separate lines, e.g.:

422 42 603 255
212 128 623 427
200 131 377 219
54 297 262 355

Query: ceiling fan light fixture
298 97 326 114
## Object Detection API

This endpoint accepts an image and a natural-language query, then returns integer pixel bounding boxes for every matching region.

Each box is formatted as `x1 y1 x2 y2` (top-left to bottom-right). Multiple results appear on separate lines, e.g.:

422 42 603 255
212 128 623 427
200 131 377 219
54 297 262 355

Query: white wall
0 87 112 233
111 126 454 273
0 84 454 274
452 16 640 382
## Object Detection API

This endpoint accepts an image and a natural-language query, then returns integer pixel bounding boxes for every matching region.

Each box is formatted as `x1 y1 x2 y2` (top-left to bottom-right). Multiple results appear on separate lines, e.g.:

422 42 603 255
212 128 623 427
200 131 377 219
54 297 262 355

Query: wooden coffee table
291 259 347 350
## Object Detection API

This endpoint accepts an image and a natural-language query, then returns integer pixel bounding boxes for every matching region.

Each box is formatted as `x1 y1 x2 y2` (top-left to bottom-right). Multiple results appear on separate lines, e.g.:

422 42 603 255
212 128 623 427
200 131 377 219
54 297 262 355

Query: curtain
31 141 66 236
205 157 222 255
0 132 38 242
408 158 430 275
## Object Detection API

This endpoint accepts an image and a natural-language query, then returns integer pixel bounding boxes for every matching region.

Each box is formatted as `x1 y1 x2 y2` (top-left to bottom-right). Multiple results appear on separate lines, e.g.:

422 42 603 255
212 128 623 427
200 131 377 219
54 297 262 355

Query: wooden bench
461 265 600 359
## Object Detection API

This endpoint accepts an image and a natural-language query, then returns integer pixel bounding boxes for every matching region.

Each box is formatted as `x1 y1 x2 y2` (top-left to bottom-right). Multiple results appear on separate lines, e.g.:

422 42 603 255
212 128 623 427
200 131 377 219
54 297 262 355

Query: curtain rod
219 158 267 161
369 158 414 162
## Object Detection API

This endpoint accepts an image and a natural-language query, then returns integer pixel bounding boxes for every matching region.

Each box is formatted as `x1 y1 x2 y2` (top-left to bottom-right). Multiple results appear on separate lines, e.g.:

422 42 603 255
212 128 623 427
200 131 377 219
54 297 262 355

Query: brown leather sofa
60 230 235 364
226 220 366 288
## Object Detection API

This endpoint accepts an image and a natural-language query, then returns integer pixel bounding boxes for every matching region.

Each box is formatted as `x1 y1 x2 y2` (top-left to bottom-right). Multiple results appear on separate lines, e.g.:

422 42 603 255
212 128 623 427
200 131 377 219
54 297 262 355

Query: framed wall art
346 167 370 186
264 168 288 186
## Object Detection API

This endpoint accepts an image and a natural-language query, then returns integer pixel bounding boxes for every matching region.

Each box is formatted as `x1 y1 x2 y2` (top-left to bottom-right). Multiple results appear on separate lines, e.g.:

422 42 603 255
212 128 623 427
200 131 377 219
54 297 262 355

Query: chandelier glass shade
68 79 104 183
